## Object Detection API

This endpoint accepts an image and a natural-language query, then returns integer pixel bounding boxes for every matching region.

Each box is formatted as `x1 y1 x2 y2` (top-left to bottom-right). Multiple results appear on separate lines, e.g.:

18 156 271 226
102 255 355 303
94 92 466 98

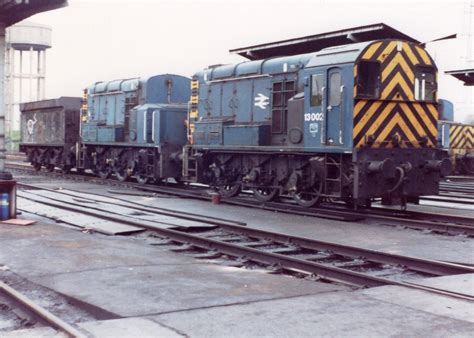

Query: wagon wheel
253 186 279 202
293 174 323 208
218 183 241 198
45 164 55 172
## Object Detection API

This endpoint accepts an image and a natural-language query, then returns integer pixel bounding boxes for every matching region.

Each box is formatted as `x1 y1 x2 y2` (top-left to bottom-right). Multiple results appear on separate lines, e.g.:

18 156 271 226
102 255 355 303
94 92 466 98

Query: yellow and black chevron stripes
81 88 88 122
353 100 438 148
190 79 199 119
353 40 438 149
450 125 474 150
187 79 200 143
355 40 435 101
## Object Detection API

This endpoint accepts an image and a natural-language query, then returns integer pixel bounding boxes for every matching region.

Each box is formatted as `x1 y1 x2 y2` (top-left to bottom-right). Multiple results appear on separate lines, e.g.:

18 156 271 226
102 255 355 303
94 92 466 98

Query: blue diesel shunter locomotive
184 40 451 207
80 74 190 183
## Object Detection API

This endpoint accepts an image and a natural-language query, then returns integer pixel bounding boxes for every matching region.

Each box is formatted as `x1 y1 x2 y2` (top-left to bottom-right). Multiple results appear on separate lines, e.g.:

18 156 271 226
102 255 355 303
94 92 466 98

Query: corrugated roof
230 23 419 60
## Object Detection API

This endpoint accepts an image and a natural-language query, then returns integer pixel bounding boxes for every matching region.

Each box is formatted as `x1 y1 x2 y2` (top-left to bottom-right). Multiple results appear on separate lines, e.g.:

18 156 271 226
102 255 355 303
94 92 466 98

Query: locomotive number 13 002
304 112 324 122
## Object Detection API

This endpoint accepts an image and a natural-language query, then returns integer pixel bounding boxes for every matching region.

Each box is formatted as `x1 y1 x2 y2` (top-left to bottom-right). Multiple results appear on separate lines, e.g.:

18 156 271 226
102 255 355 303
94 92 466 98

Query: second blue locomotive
21 74 190 184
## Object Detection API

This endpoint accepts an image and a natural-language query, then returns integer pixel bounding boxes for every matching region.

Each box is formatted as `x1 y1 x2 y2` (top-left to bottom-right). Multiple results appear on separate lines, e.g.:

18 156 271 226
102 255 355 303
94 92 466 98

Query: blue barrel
0 193 9 220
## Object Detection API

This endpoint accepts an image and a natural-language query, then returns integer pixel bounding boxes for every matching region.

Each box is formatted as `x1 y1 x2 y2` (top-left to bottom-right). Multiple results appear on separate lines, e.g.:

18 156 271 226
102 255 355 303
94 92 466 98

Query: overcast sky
25 0 474 122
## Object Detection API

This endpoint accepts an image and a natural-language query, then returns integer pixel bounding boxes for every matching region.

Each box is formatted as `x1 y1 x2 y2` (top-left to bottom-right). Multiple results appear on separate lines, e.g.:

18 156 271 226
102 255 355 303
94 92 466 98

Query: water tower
5 21 52 152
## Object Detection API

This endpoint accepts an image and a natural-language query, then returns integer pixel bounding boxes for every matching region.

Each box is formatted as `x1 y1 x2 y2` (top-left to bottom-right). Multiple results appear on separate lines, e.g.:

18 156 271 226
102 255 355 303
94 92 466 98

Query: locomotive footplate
353 148 451 205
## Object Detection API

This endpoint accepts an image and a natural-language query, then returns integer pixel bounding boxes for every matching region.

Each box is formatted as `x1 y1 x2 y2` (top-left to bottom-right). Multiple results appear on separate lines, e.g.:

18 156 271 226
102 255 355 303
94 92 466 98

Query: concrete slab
59 213 144 235
79 318 183 337
30 264 346 317
1 327 67 337
19 190 216 232
0 222 196 277
413 274 474 297
362 285 474 323
18 194 144 235
0 219 346 319
154 288 474 338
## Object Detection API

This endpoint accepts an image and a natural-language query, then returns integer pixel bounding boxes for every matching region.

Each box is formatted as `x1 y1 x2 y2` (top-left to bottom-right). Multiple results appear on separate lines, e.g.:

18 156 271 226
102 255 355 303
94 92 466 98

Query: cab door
304 71 325 148
325 68 343 146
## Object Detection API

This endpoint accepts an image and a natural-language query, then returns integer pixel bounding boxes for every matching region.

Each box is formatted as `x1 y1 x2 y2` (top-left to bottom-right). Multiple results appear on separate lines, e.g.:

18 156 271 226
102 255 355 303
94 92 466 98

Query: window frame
356 60 381 99
414 66 437 102
310 74 324 107
328 72 342 107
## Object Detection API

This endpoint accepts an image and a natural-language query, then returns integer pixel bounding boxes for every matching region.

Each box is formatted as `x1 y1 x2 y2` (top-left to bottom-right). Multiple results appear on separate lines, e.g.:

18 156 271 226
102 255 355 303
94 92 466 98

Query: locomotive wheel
45 164 55 172
293 179 323 208
115 168 129 182
33 163 41 171
464 158 474 175
253 186 278 202
218 183 241 198
136 174 149 185
61 165 72 174
173 177 184 186
97 167 112 179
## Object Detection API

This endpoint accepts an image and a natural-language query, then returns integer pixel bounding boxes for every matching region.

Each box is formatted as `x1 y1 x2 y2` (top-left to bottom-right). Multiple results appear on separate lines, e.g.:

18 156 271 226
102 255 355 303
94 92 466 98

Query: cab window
357 61 381 98
414 67 436 101
310 74 323 107
328 72 341 106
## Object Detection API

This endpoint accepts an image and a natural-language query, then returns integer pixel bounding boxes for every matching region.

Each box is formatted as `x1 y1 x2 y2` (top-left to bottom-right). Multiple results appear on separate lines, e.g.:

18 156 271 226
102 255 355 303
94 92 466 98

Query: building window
414 67 436 101
328 72 341 107
357 61 381 98
310 74 323 107
271 80 295 134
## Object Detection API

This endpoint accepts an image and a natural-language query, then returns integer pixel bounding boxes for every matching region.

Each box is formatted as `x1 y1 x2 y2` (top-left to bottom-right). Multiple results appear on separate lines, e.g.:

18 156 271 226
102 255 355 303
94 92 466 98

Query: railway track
14 183 474 300
440 185 474 195
8 161 474 236
0 281 86 337
440 177 474 195
420 194 474 205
